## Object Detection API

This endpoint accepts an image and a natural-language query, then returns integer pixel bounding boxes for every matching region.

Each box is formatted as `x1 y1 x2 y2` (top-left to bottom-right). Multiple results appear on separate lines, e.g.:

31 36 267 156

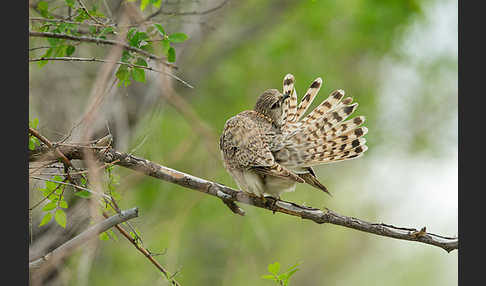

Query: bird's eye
271 102 280 109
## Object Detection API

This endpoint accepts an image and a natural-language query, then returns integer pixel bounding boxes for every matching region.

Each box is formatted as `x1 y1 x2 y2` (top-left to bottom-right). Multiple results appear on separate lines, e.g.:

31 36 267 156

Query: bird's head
254 89 289 127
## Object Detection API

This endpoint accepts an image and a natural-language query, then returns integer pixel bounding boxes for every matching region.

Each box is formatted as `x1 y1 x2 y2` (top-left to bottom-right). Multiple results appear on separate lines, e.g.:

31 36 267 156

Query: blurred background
29 0 458 285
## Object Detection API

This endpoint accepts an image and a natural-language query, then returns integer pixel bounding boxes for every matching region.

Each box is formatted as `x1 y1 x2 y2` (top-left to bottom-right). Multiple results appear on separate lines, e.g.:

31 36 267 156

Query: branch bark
30 142 459 253
29 207 139 269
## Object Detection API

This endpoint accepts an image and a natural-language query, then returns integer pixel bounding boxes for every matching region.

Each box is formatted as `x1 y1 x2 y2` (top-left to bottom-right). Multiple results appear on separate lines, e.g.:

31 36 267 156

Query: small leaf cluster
262 262 300 286
38 176 69 228
114 24 188 87
74 176 92 198
153 23 188 63
32 1 189 88
115 28 152 86
29 118 40 150
32 1 113 67
99 229 117 241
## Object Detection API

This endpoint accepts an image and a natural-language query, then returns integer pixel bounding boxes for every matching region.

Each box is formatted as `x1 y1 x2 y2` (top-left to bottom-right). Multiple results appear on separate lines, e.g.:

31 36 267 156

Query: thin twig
30 143 459 252
29 207 139 269
29 127 75 170
103 212 182 286
29 177 68 211
30 176 111 200
28 30 177 69
77 0 109 26
29 56 193 89
29 17 115 28
146 0 230 20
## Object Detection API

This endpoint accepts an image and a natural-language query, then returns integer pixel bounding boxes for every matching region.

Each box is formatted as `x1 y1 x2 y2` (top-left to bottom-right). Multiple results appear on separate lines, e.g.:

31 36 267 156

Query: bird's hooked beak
282 93 290 101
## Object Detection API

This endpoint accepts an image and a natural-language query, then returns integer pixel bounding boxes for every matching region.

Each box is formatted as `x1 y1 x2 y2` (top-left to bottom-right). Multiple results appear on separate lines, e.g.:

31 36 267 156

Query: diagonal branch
102 212 182 286
29 207 139 269
30 141 459 253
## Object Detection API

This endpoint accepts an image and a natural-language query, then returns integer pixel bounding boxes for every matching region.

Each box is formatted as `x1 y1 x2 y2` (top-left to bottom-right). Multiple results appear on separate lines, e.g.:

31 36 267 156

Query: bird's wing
220 112 304 183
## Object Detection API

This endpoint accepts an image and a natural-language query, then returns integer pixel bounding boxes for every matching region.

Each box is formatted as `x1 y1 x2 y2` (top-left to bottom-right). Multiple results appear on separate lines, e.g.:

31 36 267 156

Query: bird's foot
262 195 279 213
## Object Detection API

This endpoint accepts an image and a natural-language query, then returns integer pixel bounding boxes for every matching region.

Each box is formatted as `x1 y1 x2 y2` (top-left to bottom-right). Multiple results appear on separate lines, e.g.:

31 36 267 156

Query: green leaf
48 194 59 202
32 118 39 128
74 190 91 198
261 275 277 281
287 268 299 279
268 262 280 275
115 65 130 83
29 137 36 150
55 209 67 228
135 58 148 67
151 0 162 8
287 262 301 271
153 23 165 36
140 0 150 11
39 212 53 226
45 180 57 191
55 187 63 195
161 39 170 55
66 45 75 56
137 32 150 42
65 0 75 8
42 202 57 211
59 200 68 209
167 47 176 63
54 45 66 57
40 188 51 197
99 231 110 241
131 67 145 83
38 48 53 68
47 37 60 47
120 51 132 63
168 33 188 43
37 1 49 18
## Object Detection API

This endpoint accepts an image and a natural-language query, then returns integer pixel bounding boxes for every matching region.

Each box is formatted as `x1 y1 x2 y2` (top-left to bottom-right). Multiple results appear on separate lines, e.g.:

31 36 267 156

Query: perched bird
219 74 368 199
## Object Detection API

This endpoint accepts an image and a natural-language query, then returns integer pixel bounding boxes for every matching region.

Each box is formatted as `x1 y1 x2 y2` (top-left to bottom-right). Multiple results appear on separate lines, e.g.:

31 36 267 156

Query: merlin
219 74 368 199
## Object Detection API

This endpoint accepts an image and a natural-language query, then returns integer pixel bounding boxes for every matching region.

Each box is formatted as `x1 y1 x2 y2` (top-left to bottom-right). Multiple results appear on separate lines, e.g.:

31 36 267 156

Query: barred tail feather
286 100 359 146
282 74 296 124
301 145 368 167
292 77 323 122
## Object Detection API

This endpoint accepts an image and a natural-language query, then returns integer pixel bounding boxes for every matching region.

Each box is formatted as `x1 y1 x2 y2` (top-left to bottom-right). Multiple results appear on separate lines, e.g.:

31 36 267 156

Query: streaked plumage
219 74 368 198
